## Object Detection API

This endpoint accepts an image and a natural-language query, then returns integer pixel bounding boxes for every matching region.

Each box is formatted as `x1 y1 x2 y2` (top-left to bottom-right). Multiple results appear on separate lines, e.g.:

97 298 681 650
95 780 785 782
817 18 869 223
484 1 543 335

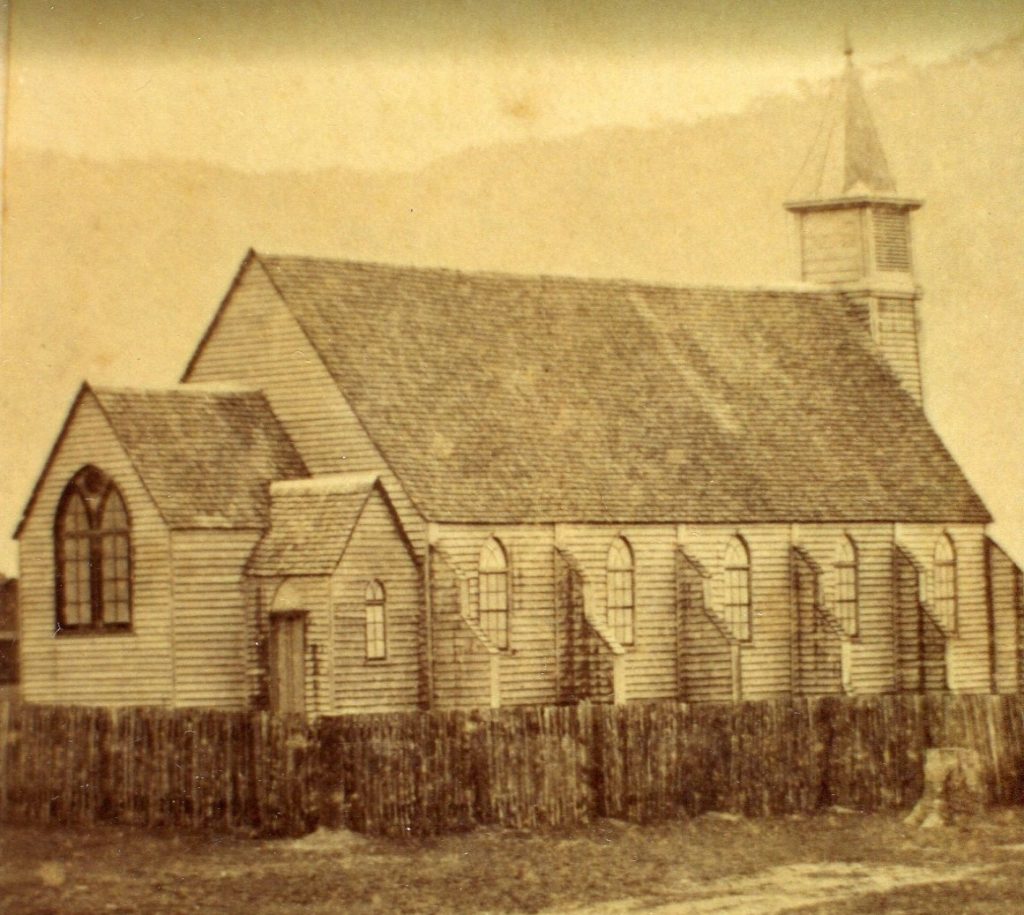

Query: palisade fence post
0 701 9 821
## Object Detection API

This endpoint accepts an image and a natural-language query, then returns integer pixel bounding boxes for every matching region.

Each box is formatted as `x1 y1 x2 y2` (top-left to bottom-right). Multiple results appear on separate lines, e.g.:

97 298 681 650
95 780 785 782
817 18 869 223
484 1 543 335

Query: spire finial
843 28 854 62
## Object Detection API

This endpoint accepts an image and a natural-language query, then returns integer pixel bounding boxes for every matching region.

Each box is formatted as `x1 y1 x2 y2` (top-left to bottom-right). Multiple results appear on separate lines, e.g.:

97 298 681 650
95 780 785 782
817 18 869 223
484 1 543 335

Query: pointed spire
789 49 897 201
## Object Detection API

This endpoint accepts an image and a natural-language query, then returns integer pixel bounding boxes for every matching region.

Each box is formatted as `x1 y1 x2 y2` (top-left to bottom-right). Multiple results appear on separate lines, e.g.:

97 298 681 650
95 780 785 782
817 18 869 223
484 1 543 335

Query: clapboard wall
331 491 422 713
987 538 1023 694
429 548 493 709
18 394 175 706
431 520 997 705
899 523 991 693
170 530 261 709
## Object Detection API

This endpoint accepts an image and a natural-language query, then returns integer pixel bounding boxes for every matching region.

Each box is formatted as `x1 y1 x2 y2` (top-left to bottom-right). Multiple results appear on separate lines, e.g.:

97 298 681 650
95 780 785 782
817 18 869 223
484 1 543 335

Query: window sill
54 625 134 638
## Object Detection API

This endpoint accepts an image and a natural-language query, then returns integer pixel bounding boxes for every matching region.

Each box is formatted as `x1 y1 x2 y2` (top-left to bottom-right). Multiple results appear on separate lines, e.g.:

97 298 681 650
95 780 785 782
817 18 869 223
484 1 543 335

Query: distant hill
2 34 1022 570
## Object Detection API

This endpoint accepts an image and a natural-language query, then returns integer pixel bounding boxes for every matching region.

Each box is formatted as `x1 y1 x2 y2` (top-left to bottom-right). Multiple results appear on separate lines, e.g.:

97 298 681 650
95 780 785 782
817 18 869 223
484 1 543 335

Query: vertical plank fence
1 694 1023 837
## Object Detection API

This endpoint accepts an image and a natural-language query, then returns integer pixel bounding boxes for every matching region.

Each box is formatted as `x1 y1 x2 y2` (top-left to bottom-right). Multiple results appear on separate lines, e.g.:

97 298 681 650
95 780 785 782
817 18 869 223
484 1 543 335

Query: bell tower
786 45 924 405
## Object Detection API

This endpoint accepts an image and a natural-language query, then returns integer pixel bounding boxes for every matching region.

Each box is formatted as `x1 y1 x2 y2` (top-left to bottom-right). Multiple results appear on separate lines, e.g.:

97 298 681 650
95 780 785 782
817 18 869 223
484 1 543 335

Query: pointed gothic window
54 466 133 632
479 538 509 649
723 536 752 641
364 580 387 660
835 536 859 637
934 534 957 632
606 537 635 645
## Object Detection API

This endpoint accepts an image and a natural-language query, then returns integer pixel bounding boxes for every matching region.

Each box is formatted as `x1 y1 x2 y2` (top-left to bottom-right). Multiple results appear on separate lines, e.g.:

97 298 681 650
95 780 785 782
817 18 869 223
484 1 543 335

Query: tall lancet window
835 536 859 637
54 466 132 631
364 580 387 660
479 537 509 649
606 537 635 646
723 536 752 642
933 534 958 632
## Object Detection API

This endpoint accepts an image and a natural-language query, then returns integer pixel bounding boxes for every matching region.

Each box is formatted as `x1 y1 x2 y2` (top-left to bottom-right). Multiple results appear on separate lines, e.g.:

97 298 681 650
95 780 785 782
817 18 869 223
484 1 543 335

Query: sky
1 0 1023 576
7 0 1024 171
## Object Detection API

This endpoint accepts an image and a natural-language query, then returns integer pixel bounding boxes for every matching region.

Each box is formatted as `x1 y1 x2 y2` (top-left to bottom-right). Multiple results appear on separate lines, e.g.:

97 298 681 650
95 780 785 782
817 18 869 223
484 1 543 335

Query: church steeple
786 46 925 405
789 44 899 201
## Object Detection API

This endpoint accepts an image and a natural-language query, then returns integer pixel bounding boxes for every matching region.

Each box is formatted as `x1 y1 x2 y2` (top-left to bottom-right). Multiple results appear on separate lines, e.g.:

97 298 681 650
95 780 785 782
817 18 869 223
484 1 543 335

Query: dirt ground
2 809 1024 914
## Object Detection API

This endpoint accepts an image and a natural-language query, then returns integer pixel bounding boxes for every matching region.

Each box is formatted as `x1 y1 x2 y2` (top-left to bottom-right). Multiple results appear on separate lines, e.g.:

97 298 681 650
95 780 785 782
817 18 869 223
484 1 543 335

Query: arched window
54 466 132 631
934 534 957 632
479 538 509 649
723 536 752 642
606 537 635 645
364 580 387 660
835 536 859 637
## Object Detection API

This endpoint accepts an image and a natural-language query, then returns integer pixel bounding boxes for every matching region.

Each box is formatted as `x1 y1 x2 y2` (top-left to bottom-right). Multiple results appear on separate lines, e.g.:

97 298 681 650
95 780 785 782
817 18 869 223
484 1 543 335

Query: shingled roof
241 253 987 524
248 474 381 576
92 386 307 528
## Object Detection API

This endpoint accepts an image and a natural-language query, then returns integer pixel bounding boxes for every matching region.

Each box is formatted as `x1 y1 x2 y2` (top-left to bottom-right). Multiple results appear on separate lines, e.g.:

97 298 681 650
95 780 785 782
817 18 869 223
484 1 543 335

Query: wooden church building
14 55 1024 714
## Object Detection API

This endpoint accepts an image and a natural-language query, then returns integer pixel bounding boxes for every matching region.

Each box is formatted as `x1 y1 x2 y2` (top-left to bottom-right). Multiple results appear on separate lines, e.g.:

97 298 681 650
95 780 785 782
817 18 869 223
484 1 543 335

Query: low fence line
1 694 1022 837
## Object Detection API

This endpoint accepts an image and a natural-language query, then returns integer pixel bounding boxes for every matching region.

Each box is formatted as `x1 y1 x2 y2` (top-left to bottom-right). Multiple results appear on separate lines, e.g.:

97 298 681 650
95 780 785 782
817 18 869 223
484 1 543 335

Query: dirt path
555 861 988 914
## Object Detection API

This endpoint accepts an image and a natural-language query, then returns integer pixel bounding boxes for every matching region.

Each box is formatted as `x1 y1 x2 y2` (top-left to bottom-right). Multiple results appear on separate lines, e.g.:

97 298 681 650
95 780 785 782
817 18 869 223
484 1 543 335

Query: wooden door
269 612 306 715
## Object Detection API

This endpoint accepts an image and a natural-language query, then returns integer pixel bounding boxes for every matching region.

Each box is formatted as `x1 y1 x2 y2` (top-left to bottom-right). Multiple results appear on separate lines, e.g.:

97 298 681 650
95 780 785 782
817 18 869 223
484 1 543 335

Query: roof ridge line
94 382 266 396
256 251 846 298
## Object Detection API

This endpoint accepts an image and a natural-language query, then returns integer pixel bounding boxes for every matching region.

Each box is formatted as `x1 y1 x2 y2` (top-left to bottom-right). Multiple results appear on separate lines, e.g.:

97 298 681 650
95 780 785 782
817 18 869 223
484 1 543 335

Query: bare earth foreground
3 810 1024 914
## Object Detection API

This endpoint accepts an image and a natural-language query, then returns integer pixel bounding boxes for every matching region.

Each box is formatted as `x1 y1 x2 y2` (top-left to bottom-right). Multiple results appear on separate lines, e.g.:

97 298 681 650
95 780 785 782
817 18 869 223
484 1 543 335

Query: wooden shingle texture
92 386 307 528
247 254 988 525
248 476 378 576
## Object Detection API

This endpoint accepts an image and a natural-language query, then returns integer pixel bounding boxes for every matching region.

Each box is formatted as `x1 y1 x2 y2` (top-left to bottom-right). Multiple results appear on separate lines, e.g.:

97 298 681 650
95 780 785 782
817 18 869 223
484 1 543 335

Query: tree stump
904 747 987 828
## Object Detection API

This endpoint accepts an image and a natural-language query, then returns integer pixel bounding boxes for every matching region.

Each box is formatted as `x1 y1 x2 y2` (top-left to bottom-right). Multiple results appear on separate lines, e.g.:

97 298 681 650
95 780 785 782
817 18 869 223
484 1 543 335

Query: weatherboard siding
676 551 734 702
987 539 1022 694
795 524 897 695
430 550 493 710
675 525 793 699
556 524 679 701
875 297 923 403
331 491 422 713
899 524 990 693
18 395 174 706
184 260 427 555
433 525 558 707
170 529 260 708
799 209 864 283
989 540 1023 694
430 521 997 705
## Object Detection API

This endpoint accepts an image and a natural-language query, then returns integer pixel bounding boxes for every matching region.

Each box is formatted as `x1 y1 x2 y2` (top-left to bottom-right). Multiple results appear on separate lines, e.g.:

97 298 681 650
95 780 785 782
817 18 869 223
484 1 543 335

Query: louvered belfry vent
873 208 911 272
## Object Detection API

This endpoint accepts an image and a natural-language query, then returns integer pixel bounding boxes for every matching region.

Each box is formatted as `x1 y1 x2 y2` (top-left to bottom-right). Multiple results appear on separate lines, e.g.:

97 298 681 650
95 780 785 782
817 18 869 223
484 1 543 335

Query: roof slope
252 253 988 524
248 474 380 576
789 56 898 201
93 386 307 528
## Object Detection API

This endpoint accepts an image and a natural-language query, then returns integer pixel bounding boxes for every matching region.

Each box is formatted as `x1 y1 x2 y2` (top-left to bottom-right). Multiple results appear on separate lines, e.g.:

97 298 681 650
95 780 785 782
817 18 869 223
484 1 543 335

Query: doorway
269 611 306 714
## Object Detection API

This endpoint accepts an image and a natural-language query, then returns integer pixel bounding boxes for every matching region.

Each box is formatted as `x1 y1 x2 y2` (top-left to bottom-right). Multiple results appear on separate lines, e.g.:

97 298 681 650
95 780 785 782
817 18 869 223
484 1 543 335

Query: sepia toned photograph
1 1 1023 911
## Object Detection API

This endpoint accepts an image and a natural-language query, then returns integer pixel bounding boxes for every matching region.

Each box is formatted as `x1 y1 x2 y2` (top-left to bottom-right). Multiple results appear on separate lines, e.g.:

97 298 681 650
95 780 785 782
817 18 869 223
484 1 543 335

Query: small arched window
606 537 635 645
55 466 132 631
364 580 387 660
723 536 752 642
479 538 509 649
835 536 859 637
934 534 957 632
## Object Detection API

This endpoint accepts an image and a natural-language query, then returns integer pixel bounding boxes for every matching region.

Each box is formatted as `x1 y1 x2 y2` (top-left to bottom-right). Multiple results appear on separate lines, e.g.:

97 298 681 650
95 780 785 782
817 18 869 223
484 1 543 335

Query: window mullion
89 531 103 627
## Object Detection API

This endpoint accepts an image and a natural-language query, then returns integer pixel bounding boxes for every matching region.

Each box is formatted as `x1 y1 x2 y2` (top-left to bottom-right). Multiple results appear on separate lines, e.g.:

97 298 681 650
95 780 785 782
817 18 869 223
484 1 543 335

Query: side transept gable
16 385 174 706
